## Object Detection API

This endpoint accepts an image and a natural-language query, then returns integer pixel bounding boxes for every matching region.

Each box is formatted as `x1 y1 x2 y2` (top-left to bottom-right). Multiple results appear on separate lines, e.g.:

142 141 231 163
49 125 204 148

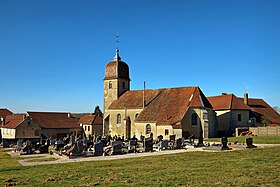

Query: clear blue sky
0 0 279 113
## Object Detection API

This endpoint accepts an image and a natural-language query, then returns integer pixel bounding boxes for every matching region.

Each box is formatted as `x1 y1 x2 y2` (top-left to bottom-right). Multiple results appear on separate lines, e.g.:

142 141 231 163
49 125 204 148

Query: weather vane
116 32 119 50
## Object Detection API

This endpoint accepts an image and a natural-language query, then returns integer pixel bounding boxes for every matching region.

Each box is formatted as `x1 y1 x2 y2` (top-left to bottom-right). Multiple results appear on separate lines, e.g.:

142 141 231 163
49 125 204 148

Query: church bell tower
103 46 130 135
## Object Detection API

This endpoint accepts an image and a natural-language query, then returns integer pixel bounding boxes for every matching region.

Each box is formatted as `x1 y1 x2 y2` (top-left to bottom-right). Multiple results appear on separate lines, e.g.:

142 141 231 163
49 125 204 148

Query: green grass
1 146 280 186
205 136 280 144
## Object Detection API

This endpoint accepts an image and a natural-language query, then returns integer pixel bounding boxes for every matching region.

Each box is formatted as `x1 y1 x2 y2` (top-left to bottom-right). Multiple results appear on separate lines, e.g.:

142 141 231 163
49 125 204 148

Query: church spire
114 33 121 61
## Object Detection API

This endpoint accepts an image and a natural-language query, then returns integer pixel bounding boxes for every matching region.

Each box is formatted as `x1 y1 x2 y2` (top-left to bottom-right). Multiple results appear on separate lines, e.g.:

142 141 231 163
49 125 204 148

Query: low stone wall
249 127 280 136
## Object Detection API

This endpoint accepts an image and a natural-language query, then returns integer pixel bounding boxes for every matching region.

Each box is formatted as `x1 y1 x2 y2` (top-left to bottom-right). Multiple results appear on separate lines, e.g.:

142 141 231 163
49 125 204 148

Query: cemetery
5 131 263 167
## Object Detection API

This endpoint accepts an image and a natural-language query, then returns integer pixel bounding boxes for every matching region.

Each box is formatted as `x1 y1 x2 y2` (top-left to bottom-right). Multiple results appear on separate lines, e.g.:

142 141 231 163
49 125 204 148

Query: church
103 48 217 140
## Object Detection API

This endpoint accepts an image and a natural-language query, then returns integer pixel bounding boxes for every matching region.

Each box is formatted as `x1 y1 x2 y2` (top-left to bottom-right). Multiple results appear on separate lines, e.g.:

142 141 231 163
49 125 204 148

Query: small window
122 82 125 89
117 114 121 124
191 113 198 126
146 124 151 134
135 113 139 120
109 81 112 89
165 129 169 136
88 126 90 131
238 114 241 122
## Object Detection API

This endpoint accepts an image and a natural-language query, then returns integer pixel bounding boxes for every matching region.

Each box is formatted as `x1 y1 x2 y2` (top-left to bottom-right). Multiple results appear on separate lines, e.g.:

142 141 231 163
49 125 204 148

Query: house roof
0 109 13 119
207 94 250 110
239 98 280 124
2 114 26 129
27 112 80 129
79 114 103 125
110 86 212 125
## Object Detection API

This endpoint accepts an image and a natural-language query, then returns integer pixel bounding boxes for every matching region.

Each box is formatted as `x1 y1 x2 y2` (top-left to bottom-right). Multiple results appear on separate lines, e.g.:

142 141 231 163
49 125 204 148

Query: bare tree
273 106 280 114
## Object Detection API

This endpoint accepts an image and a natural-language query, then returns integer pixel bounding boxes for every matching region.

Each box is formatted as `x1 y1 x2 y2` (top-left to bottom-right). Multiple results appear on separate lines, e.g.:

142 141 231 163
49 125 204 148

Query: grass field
205 136 280 144
0 140 280 186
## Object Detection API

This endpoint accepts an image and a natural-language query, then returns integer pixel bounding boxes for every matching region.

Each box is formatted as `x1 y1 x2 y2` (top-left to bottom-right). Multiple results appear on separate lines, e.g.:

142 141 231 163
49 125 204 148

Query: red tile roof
207 94 250 110
0 109 13 119
240 98 280 124
79 114 103 125
27 112 80 129
2 114 26 129
110 86 212 126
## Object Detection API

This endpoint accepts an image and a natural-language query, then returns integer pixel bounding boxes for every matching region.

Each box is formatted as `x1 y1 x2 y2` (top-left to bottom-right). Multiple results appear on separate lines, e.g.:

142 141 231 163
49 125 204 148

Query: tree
273 106 280 114
94 106 103 117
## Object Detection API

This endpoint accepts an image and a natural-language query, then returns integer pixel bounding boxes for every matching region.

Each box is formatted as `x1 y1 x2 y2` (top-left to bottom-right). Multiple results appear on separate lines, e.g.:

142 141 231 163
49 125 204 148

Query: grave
93 141 104 156
246 137 257 148
221 137 232 150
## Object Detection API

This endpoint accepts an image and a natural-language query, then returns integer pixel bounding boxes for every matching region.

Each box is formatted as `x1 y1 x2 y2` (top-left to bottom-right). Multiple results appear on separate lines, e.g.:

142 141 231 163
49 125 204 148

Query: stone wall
250 126 280 136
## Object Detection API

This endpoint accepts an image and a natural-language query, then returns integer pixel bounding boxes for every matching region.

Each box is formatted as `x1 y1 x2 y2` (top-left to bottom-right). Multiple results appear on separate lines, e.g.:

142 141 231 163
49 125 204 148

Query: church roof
238 98 280 124
207 94 250 110
109 86 212 125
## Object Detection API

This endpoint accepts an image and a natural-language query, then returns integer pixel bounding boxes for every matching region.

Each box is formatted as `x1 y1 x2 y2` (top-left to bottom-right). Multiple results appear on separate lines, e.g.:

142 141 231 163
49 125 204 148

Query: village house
207 93 251 137
103 49 217 140
0 108 13 119
27 111 82 139
207 92 280 137
0 114 41 140
239 93 280 126
79 114 103 139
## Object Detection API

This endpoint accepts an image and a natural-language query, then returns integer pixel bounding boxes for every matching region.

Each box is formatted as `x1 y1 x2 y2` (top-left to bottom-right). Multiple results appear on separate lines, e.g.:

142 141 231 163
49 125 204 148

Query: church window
122 81 125 89
135 113 139 120
146 124 151 134
165 129 169 136
191 113 198 126
117 114 121 124
109 81 112 89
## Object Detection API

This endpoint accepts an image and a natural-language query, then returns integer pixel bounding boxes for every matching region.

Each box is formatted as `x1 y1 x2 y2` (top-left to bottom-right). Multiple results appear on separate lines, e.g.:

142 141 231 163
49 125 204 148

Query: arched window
191 113 198 126
117 113 121 124
146 124 151 134
135 113 139 120
109 81 112 89
122 81 125 89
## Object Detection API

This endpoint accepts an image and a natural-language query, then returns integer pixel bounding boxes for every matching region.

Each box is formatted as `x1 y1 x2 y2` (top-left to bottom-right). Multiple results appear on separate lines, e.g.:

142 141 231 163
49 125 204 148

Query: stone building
0 114 40 140
103 49 217 139
27 111 82 139
79 114 103 139
239 93 280 126
207 93 251 137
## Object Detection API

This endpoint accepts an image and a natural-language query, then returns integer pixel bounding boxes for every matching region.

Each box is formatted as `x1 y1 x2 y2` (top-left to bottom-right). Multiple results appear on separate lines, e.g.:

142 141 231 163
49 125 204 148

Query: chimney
244 92 248 105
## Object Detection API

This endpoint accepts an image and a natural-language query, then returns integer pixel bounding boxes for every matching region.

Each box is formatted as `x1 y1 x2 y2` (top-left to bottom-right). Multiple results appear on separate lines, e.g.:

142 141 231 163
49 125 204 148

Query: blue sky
0 0 279 113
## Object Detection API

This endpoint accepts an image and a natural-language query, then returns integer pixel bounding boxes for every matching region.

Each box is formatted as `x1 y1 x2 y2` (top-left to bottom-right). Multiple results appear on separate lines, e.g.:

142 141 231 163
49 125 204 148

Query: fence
249 126 280 136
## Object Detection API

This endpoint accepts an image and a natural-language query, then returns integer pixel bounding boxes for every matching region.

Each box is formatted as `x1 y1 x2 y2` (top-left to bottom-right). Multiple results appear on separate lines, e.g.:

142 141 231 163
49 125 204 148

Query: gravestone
112 141 123 154
221 137 231 150
94 142 104 156
145 138 153 152
176 138 182 149
246 137 257 148
161 140 168 150
140 135 145 142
